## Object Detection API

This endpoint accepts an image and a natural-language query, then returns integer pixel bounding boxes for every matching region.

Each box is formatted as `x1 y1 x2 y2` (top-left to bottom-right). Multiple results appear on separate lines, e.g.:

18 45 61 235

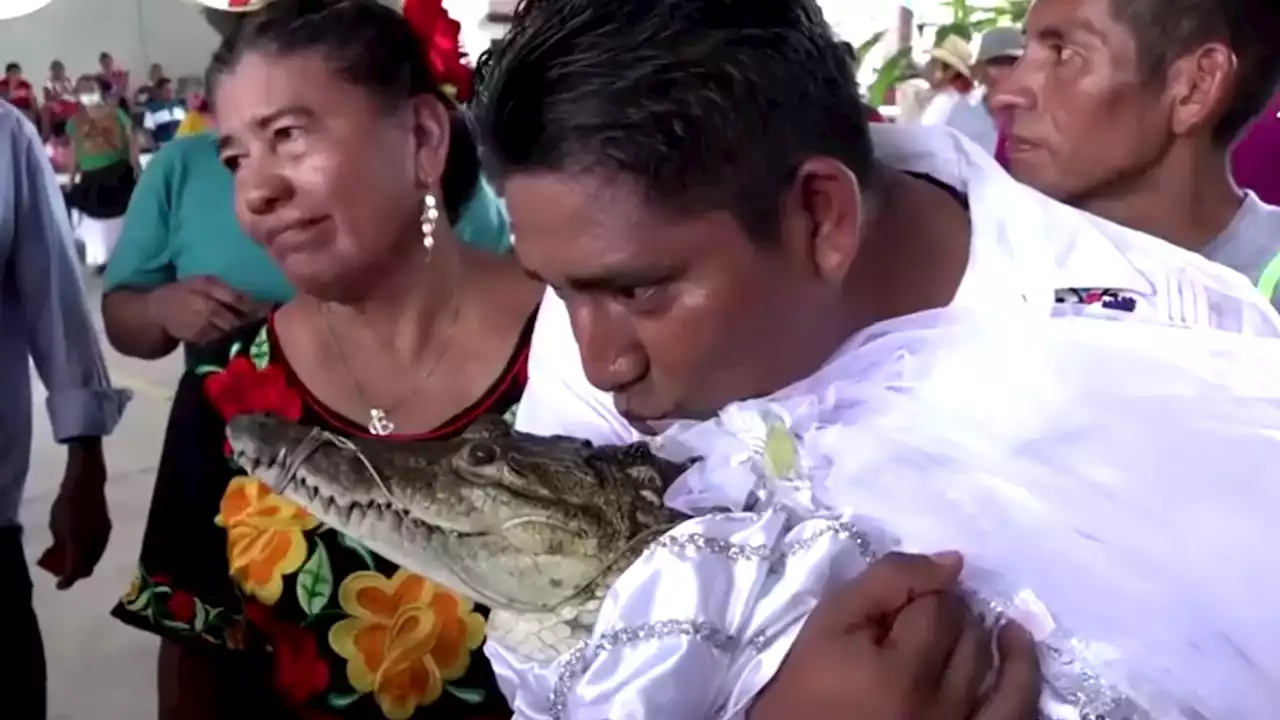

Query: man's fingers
810 551 965 634
885 590 968 690
935 601 994 712
973 622 1042 720
191 276 256 313
201 302 249 335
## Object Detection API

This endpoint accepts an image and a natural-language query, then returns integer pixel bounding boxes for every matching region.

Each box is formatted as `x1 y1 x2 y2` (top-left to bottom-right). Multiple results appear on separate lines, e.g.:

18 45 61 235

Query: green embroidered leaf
123 588 153 613
445 685 486 704
161 619 191 630
501 403 520 427
228 341 243 360
194 364 223 375
192 599 209 632
296 542 334 616
249 326 271 369
762 421 798 479
327 691 363 709
337 532 377 569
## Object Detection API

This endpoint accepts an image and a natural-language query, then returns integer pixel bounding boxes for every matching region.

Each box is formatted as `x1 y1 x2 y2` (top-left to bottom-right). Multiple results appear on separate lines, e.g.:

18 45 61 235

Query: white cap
975 26 1025 64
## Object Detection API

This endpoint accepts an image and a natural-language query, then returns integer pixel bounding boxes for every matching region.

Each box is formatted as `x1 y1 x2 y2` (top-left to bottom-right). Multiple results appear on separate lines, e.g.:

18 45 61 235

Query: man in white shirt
992 0 1280 311
477 0 1277 714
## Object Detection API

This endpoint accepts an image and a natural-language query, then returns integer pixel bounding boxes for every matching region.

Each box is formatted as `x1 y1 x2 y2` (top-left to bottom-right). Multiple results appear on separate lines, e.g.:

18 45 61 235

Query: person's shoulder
146 133 219 174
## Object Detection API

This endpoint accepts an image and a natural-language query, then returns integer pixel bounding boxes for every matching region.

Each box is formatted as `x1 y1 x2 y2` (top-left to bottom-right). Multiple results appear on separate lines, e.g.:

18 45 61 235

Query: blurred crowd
0 53 210 173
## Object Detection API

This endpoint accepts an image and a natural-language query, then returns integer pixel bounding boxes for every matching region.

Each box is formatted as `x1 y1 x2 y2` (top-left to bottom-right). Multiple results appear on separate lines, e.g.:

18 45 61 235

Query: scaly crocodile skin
227 414 692 660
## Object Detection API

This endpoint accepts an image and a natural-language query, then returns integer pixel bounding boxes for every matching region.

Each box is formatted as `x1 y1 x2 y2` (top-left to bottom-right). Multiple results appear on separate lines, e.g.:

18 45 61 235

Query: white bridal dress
489 308 1280 719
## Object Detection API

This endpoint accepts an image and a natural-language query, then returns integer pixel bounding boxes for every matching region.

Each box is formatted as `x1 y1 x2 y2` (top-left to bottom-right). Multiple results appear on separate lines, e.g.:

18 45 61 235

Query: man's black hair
476 0 878 243
206 0 480 223
5 62 20 73
1113 0 1280 144
154 77 173 90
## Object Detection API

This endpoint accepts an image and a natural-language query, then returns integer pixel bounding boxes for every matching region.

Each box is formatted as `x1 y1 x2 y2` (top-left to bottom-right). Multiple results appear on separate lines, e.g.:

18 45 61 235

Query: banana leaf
866 47 914 109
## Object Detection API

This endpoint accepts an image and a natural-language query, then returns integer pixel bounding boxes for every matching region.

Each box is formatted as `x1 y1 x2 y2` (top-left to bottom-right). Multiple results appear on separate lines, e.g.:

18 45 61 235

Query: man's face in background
988 0 1170 203
976 56 1019 95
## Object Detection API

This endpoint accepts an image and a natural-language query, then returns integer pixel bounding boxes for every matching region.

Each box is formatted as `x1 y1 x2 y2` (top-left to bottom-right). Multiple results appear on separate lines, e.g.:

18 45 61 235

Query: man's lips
1003 134 1042 155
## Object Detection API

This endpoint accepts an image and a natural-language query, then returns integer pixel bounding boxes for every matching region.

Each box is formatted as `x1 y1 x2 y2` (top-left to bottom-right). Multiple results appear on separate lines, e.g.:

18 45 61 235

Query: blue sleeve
9 108 131 440
103 137 182 291
454 176 513 254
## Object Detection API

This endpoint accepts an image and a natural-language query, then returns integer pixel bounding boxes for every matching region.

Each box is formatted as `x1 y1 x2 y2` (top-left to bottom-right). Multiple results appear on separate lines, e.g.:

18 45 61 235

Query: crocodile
226 413 694 662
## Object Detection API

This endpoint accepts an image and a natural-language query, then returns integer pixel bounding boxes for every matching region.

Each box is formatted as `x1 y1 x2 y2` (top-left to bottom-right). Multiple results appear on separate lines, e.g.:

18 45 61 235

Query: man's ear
411 95 452 190
1167 43 1236 137
782 157 865 283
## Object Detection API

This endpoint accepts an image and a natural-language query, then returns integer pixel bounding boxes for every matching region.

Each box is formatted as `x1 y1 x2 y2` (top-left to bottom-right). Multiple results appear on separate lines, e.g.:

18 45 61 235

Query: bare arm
101 288 180 360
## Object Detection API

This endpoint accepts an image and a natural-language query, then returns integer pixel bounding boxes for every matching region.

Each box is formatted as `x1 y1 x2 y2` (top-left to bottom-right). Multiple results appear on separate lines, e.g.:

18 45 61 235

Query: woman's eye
273 125 305 145
220 154 243 173
617 285 658 302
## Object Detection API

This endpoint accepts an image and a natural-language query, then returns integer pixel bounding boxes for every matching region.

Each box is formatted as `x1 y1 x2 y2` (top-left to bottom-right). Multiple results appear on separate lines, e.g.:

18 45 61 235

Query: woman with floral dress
109 1 540 718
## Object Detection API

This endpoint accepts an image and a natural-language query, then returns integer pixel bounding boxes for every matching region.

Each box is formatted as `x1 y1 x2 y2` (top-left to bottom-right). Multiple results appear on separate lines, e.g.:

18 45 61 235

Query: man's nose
568 301 648 394
987 66 1036 117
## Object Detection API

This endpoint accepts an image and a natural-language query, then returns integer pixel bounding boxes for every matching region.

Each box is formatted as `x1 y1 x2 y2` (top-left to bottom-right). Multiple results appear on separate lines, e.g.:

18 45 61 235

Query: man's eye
1048 43 1077 62
220 154 243 173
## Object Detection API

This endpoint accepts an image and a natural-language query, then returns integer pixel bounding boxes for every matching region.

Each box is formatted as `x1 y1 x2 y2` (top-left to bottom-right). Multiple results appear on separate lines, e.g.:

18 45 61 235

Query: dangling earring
421 191 439 257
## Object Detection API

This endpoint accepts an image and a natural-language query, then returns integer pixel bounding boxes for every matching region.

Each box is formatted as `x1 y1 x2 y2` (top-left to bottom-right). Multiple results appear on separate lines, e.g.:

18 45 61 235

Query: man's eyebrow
1032 18 1106 44
521 263 681 292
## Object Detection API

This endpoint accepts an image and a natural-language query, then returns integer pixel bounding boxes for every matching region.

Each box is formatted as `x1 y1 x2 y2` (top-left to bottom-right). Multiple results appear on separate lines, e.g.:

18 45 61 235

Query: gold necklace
319 272 463 436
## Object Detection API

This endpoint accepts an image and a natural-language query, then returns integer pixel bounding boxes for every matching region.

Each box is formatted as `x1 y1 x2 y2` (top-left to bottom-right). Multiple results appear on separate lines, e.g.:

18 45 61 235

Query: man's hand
146 275 268 345
38 438 112 590
749 551 1041 720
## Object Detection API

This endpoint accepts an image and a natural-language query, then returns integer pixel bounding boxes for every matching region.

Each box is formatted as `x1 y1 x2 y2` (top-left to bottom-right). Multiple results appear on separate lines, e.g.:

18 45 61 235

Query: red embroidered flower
204 356 304 423
403 0 474 102
245 602 331 708
166 590 197 625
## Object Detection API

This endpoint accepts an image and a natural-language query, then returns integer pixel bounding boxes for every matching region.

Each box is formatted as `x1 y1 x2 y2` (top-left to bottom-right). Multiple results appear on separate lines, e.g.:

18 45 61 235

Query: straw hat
928 35 974 77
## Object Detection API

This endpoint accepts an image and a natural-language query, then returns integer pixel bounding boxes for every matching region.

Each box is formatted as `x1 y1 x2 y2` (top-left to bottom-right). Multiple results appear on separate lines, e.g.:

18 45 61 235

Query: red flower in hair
403 0 474 102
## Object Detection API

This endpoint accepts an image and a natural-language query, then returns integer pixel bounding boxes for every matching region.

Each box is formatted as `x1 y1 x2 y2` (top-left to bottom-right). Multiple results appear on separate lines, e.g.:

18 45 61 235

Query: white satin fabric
491 307 1280 719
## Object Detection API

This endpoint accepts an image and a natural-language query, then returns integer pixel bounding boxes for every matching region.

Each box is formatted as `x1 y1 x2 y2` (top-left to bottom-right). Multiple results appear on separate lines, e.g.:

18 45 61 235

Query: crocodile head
226 414 692 620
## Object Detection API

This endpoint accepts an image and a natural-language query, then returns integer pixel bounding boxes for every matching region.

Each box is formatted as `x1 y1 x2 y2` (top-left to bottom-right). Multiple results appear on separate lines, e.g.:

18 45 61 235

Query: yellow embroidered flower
121 571 142 604
214 476 319 605
329 569 486 719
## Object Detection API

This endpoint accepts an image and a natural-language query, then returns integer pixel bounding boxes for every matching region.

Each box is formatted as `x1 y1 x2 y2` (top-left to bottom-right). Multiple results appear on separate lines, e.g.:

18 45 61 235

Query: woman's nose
239 164 293 217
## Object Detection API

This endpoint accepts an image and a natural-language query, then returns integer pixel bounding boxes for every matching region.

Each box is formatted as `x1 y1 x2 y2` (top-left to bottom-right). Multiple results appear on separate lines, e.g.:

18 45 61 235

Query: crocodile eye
465 441 498 466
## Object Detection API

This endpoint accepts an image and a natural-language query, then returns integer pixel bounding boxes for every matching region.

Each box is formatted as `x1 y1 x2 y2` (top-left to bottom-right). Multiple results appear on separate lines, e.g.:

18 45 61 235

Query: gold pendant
368 408 395 436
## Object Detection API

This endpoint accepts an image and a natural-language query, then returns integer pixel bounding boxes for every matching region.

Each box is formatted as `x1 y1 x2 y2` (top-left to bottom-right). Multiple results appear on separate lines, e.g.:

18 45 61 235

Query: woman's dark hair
206 0 480 223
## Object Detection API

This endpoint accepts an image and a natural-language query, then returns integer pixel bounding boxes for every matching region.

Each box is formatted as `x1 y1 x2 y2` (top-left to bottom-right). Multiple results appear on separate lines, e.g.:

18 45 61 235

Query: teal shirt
103 134 293 303
105 134 511 305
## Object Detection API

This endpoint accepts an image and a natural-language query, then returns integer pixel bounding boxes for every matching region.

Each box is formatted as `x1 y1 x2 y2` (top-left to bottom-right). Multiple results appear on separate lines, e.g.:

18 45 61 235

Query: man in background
141 77 186 148
973 26 1023 96
993 0 1280 310
1 97 130 718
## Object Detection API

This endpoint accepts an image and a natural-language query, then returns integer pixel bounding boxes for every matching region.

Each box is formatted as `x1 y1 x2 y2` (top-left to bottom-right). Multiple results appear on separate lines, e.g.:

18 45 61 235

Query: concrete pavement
24 275 182 720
